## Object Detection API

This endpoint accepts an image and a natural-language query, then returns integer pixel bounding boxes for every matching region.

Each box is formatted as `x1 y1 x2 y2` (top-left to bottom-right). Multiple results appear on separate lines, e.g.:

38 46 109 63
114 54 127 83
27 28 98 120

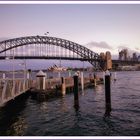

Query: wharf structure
0 70 104 106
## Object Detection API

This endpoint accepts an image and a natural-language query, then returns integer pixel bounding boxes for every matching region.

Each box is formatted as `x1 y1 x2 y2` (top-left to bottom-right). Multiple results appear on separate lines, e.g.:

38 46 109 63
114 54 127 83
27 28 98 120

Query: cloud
85 41 113 49
135 47 140 51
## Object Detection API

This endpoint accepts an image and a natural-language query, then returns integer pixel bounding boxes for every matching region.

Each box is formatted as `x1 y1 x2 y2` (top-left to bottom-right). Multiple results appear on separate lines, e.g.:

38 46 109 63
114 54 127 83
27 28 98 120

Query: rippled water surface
0 71 140 136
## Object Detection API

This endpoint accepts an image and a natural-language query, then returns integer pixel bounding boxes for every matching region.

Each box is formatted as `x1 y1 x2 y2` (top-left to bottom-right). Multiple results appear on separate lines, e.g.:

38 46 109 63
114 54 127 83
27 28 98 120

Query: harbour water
0 71 140 136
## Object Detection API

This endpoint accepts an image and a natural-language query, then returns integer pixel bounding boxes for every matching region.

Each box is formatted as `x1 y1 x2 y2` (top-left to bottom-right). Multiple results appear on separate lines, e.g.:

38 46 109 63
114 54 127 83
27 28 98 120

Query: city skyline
0 3 140 56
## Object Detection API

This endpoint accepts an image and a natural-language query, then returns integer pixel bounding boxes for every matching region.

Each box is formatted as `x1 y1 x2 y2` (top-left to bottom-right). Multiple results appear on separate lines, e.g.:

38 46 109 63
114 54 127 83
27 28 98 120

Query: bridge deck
0 56 99 61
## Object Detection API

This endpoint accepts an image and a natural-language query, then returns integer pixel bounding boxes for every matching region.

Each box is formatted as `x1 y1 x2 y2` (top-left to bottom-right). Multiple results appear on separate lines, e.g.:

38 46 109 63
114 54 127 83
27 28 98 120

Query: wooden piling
2 73 6 79
94 73 97 87
81 72 84 92
114 72 117 81
73 75 79 108
103 71 105 84
105 73 111 115
27 69 31 88
68 70 72 77
61 77 66 95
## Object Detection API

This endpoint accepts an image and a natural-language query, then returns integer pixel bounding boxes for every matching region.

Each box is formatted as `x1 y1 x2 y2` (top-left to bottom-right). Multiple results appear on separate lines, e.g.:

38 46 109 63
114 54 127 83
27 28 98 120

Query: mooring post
2 73 6 80
103 71 105 84
61 77 66 95
73 74 79 108
27 69 31 80
94 73 97 87
81 71 84 92
27 69 31 88
36 70 46 90
114 72 117 81
105 70 111 116
2 73 6 87
68 70 71 77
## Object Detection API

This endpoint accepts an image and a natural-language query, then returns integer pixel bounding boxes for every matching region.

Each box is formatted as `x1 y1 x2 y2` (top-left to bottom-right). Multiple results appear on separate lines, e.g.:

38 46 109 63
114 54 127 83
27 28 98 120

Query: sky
0 4 140 57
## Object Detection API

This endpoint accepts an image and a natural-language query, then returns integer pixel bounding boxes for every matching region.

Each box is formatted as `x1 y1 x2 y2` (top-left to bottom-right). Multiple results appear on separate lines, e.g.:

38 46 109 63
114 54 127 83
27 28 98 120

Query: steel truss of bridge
0 35 103 69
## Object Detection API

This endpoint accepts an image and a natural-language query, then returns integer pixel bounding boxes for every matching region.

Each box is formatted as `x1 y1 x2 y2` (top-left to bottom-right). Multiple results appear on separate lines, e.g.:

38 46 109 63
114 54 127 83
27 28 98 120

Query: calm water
0 71 140 136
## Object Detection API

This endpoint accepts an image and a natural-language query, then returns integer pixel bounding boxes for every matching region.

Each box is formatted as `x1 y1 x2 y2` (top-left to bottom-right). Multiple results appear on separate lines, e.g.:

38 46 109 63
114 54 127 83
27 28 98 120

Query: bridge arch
0 35 102 69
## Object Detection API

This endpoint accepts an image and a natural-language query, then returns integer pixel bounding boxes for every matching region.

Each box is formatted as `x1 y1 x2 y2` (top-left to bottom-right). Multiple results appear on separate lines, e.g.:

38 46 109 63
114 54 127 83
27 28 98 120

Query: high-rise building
132 53 138 61
118 49 128 60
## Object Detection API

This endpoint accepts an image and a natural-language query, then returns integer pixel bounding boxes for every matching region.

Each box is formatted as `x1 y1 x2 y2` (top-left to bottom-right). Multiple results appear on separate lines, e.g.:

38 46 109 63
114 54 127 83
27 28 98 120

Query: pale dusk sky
0 3 140 55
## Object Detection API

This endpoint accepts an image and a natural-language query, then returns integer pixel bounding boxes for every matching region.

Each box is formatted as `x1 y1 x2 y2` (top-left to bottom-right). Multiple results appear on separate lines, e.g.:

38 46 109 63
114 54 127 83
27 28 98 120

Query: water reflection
60 96 68 112
95 85 104 93
7 117 27 136
39 102 48 113
0 94 28 135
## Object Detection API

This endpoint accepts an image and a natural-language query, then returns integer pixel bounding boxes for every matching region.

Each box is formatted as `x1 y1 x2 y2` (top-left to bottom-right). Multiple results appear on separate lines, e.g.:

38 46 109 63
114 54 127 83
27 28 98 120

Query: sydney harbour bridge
0 35 139 70
0 35 107 70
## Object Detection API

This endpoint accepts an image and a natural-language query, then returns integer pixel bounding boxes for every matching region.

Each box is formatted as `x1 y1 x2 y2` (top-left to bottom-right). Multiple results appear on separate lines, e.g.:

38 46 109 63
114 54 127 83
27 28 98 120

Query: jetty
0 70 103 106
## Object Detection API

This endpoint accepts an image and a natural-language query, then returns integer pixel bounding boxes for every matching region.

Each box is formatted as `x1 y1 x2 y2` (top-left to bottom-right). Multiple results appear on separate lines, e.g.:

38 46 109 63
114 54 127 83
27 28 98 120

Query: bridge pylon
100 51 112 71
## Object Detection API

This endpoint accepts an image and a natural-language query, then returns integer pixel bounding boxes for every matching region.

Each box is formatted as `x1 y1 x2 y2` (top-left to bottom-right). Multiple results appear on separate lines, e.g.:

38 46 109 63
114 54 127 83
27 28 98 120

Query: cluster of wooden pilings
31 70 104 95
0 70 112 116
32 70 112 116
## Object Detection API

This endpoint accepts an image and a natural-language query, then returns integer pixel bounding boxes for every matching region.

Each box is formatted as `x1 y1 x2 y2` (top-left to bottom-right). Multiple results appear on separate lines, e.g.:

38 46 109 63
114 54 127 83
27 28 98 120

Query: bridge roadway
0 56 140 65
0 56 99 61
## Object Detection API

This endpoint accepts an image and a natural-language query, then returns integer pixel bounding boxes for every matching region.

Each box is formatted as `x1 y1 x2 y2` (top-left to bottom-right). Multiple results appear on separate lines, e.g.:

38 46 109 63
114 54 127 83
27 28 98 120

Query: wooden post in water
105 71 111 116
27 69 31 88
68 70 71 77
73 75 79 108
103 71 105 84
81 72 84 92
36 70 46 90
61 77 66 95
2 73 6 79
114 72 117 81
94 73 97 87
27 69 30 79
